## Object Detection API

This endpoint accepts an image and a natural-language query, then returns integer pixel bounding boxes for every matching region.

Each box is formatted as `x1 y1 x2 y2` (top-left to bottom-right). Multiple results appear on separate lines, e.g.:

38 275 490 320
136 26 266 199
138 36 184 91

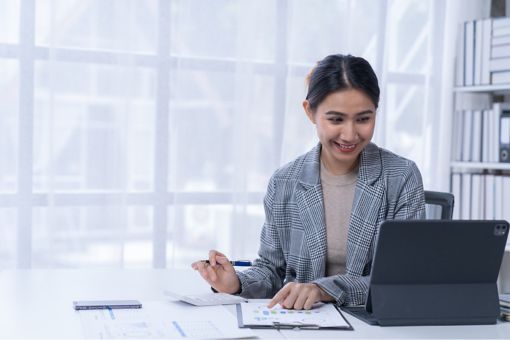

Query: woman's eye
329 118 343 123
358 117 370 123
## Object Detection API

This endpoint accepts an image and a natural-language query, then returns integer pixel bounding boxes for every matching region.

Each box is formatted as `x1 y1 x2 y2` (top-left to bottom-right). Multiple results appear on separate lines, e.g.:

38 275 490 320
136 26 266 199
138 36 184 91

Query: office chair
424 190 455 220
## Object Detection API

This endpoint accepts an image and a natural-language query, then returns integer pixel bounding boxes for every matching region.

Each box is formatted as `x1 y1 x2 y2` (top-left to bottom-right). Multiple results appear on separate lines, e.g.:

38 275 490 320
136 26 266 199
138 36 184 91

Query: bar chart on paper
78 301 255 339
239 302 351 328
170 320 224 338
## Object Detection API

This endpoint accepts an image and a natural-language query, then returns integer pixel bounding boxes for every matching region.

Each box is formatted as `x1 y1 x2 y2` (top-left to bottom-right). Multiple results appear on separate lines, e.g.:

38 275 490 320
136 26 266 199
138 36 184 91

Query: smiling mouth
333 141 357 152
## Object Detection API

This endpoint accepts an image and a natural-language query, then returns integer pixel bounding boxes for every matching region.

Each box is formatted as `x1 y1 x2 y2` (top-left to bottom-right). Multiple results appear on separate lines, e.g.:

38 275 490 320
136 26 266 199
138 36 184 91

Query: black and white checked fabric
236 142 425 306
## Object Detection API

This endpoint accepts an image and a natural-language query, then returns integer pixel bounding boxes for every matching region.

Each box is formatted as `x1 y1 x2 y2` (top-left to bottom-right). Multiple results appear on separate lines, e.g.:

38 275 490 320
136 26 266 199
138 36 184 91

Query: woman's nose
340 123 357 142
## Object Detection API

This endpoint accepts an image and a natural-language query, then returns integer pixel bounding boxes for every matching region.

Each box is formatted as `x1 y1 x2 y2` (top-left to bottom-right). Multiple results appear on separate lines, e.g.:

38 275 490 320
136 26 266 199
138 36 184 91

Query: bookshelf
453 84 510 93
451 161 510 171
450 17 510 227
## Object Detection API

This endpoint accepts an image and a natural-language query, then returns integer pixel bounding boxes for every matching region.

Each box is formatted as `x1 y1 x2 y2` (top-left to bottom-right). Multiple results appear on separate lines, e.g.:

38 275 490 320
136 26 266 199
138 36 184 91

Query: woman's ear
303 100 316 124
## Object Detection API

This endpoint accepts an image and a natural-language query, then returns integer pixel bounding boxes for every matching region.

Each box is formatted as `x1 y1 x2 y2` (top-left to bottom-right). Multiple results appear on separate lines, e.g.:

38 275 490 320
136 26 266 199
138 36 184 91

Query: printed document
238 302 351 328
79 300 255 339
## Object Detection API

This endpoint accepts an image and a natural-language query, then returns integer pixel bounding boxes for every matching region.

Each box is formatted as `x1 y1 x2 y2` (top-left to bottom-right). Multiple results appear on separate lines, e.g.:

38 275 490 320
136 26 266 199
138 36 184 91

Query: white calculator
164 291 247 306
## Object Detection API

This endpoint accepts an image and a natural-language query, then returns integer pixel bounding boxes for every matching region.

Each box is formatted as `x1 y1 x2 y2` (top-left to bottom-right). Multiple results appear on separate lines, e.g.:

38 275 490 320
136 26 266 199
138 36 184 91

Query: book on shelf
470 174 483 219
460 173 472 219
457 17 510 86
481 19 492 85
497 103 510 162
462 110 473 162
451 173 461 220
452 103 510 164
492 70 510 84
484 174 495 219
492 35 510 46
471 110 483 162
452 172 510 230
465 20 475 86
489 58 510 72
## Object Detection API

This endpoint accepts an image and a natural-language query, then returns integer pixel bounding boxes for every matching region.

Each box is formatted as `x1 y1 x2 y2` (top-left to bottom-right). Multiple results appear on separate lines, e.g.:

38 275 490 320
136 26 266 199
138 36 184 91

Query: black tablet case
345 220 508 326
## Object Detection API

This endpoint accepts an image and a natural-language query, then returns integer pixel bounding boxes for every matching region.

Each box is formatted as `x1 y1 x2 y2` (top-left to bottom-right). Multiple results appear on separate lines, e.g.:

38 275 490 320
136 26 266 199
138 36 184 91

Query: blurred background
0 0 491 269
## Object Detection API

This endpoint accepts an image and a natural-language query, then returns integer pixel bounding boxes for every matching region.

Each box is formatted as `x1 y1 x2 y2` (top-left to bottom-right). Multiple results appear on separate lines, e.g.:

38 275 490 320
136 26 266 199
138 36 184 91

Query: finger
191 261 201 270
194 261 210 279
303 295 317 310
293 291 309 310
208 250 226 266
215 256 234 272
206 264 217 282
281 287 300 309
267 285 289 309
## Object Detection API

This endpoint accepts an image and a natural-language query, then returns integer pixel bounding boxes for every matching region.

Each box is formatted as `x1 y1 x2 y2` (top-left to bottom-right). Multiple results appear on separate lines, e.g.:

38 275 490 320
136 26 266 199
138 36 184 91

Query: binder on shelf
485 175 495 220
492 17 510 30
492 35 510 46
496 103 510 162
495 176 503 219
461 173 472 220
474 20 483 85
456 23 466 86
451 173 461 220
482 110 490 162
502 176 510 224
465 21 474 86
453 110 464 161
491 45 510 59
471 110 482 162
481 19 492 85
492 22 510 37
470 174 482 219
490 58 510 72
462 110 473 162
491 107 500 163
492 70 510 84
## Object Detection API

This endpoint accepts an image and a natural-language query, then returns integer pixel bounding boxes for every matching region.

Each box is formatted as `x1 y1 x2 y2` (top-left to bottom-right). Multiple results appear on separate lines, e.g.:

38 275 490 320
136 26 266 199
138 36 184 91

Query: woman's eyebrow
325 110 375 116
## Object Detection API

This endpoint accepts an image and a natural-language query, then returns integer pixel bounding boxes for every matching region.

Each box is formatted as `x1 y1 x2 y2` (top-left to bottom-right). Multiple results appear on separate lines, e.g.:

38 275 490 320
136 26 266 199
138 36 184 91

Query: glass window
167 204 232 267
0 59 19 193
170 0 276 61
0 0 20 43
288 0 380 65
168 70 275 192
385 84 427 178
387 0 430 73
32 206 153 268
35 0 158 53
281 75 317 164
33 61 156 192
0 208 16 267
288 0 349 64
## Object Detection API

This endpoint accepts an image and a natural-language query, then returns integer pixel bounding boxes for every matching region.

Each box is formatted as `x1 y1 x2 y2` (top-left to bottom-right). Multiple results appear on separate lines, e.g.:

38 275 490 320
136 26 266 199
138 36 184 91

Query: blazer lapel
295 144 327 279
346 143 384 275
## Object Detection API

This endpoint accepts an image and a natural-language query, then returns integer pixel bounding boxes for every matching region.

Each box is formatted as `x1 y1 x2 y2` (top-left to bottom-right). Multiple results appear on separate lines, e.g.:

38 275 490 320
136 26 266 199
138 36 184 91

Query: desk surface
0 269 509 339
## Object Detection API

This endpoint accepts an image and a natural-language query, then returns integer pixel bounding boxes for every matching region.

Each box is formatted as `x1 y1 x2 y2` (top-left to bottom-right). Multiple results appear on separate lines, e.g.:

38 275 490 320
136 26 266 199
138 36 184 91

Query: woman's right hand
191 250 241 294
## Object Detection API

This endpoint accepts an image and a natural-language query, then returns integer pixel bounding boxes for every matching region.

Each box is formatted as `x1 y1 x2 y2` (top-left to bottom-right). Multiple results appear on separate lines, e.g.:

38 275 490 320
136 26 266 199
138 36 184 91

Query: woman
192 54 425 309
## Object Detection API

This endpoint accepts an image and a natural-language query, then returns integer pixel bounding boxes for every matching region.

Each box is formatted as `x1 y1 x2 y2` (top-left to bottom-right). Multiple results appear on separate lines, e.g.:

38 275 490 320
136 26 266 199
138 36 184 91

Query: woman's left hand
267 282 335 310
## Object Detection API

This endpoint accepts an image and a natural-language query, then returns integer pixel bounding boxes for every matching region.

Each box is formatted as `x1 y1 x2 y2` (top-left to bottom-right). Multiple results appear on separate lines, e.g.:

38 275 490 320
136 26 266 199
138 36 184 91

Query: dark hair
305 54 380 110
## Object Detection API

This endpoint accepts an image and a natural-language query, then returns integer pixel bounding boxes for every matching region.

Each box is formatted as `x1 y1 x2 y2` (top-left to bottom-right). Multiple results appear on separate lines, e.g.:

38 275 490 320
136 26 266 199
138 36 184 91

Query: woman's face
304 88 376 175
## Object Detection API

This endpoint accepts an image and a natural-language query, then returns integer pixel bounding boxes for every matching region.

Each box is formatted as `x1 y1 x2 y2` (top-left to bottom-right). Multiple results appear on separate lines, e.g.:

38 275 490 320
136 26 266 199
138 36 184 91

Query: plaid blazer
236 142 425 306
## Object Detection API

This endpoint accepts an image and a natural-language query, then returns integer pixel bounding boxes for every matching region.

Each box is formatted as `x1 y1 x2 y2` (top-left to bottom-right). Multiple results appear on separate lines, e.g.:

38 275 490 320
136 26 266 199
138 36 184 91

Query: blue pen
203 260 252 267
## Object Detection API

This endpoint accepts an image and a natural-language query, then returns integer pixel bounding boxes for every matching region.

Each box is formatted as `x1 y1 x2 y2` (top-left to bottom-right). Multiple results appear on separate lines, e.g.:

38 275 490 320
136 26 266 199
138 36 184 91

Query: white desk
0 269 509 339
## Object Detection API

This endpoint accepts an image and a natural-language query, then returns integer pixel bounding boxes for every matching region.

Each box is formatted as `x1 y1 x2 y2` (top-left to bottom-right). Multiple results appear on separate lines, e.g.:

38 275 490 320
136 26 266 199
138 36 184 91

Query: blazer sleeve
393 161 426 220
313 161 426 306
236 175 287 298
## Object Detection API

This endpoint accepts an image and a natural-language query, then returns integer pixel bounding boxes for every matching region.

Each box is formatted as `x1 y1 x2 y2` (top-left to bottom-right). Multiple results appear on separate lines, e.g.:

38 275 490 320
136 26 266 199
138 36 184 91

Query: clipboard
236 302 353 330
